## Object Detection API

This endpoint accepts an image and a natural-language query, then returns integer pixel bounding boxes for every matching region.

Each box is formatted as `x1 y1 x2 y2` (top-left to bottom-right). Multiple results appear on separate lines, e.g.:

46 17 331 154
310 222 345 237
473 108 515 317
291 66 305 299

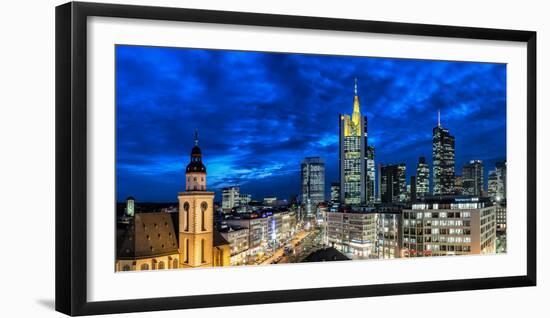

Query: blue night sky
116 45 506 203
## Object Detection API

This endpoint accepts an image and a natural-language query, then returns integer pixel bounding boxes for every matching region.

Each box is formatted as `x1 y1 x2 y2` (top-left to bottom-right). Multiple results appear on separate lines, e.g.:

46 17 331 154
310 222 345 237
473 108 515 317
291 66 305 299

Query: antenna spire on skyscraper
354 77 358 95
438 109 441 127
194 129 199 146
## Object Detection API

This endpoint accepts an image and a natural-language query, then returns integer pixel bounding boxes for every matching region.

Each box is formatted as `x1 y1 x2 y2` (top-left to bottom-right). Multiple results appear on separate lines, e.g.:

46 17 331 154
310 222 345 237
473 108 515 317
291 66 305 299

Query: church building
116 131 230 271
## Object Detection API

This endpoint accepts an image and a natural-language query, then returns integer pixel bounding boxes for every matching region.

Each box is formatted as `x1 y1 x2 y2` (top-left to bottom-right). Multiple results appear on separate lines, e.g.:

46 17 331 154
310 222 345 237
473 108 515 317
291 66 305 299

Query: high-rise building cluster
323 78 506 260
116 78 507 271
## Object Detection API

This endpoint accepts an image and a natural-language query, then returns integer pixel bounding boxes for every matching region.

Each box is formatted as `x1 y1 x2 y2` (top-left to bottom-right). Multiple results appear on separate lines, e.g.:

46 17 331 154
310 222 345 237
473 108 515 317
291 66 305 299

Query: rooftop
117 212 179 260
302 247 350 262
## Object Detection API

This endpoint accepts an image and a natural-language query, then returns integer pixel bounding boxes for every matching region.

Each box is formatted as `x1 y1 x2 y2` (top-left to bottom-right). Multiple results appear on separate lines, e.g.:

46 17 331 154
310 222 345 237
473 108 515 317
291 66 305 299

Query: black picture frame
55 1 537 316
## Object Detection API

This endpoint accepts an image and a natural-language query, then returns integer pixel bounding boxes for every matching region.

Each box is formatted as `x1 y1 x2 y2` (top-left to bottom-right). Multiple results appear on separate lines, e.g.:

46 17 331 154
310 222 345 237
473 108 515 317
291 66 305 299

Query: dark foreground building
302 247 350 262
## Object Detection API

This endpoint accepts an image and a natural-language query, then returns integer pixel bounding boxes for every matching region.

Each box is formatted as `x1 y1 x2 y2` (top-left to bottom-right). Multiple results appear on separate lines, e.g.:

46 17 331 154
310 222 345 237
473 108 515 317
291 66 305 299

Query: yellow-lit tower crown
351 77 361 128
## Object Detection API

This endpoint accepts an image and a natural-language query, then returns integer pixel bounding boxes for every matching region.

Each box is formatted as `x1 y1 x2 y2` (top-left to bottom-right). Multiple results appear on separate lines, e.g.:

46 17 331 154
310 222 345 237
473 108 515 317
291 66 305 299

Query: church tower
178 130 215 268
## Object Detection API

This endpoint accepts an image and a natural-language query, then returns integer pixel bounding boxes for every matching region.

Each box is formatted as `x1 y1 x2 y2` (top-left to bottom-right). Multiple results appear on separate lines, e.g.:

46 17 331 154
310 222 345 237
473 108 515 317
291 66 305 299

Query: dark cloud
116 45 506 202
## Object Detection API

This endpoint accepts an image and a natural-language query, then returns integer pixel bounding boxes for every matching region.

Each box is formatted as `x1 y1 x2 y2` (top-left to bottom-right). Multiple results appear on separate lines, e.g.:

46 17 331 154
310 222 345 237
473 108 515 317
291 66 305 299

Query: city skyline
116 45 506 202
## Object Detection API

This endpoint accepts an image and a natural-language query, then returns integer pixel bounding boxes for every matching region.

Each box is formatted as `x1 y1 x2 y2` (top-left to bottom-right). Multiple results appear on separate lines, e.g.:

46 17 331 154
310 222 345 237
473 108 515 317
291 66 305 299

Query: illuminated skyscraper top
352 78 361 128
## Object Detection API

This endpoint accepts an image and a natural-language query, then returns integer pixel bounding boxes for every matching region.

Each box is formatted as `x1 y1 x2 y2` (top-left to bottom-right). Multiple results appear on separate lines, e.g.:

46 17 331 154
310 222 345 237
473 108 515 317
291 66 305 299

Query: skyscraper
454 175 463 195
380 163 407 203
415 156 430 199
410 176 417 202
330 182 341 206
496 161 507 199
462 160 484 196
339 78 368 205
432 110 455 195
488 171 498 199
377 163 382 202
488 161 506 201
366 145 376 205
301 157 325 218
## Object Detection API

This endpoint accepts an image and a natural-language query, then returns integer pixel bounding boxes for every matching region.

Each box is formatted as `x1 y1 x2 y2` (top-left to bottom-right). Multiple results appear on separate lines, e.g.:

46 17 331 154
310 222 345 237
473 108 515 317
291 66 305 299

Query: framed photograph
55 1 536 316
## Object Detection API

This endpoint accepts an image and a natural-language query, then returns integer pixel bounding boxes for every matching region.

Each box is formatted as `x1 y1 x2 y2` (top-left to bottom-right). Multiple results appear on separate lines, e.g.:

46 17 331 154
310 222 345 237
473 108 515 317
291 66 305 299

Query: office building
222 186 240 210
366 145 376 204
402 197 497 257
238 193 252 206
380 163 407 203
268 210 297 248
376 209 402 259
495 201 507 234
415 156 430 198
377 163 382 202
339 78 368 205
330 182 341 206
488 171 498 200
432 111 456 195
410 176 417 202
462 160 484 196
301 157 326 218
263 197 277 206
454 175 463 195
326 209 376 258
488 161 507 201
219 226 250 266
226 215 269 257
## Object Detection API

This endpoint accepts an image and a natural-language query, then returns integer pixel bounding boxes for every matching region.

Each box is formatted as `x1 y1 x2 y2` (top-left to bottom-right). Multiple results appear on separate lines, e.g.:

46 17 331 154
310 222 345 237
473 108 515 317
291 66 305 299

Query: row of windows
425 245 471 252
403 236 472 244
404 211 472 219
121 259 179 271
404 228 472 235
404 219 471 227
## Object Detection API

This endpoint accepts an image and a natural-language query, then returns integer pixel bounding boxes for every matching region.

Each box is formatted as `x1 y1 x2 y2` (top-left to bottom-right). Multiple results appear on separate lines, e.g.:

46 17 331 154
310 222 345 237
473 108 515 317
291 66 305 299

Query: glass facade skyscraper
366 145 376 205
301 157 325 217
380 163 407 203
339 79 368 205
488 161 507 201
330 182 340 206
415 156 430 199
462 160 484 196
432 112 455 195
